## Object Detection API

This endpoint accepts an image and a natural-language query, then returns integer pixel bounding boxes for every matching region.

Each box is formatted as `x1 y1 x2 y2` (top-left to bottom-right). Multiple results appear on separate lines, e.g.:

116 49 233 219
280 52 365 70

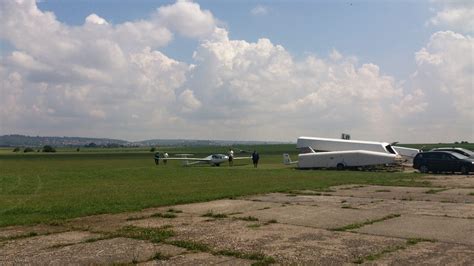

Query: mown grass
0 146 428 227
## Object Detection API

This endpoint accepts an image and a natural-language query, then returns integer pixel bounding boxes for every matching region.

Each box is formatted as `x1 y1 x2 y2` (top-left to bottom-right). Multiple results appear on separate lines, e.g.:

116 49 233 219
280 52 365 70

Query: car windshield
458 148 474 156
450 152 468 159
434 148 474 157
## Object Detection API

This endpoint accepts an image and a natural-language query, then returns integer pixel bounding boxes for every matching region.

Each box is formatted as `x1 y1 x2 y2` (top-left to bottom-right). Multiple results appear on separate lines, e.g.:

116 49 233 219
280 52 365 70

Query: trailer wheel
336 163 345 171
419 165 429 173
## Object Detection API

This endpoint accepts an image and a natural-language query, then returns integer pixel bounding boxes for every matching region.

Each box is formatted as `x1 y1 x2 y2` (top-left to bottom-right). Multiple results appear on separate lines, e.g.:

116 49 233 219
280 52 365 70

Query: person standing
154 152 160 165
163 152 169 165
228 148 234 166
252 150 260 168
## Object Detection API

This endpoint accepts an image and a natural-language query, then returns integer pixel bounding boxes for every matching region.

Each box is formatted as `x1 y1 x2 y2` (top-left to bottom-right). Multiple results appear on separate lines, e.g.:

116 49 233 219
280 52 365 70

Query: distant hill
135 139 288 147
0 134 128 147
0 134 291 147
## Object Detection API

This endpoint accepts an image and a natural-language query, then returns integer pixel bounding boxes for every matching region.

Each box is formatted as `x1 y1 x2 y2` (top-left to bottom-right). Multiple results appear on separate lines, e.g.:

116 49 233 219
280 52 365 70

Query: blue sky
1 0 472 142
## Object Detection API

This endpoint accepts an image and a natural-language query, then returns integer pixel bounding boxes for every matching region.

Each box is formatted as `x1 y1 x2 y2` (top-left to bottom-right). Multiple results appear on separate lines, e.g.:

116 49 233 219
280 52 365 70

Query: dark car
413 151 473 174
430 147 474 158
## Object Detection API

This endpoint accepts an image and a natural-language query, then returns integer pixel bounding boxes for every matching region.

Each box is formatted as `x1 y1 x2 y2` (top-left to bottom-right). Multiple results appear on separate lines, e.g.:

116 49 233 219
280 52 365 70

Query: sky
0 0 473 143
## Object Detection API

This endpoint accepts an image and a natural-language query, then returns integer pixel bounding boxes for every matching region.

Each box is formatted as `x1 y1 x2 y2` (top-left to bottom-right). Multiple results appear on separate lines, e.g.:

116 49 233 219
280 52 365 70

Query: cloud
156 0 218 38
428 2 474 33
413 31 473 119
251 5 268 16
85 13 108 25
0 0 472 142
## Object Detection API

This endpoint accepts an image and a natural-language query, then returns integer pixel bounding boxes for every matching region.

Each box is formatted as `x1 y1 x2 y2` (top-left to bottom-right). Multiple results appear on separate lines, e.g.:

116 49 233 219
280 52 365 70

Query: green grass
112 226 174 243
151 213 177 219
236 216 259 221
331 214 401 231
152 252 171 260
353 238 436 263
202 211 228 219
0 146 428 227
425 188 448 194
168 240 211 252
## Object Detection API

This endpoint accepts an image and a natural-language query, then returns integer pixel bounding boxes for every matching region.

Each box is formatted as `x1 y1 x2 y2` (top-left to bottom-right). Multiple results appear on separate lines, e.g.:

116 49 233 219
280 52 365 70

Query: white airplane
163 153 251 166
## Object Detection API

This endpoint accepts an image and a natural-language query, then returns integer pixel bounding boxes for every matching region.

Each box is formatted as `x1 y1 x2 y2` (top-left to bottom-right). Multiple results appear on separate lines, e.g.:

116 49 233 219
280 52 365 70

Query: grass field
0 144 431 227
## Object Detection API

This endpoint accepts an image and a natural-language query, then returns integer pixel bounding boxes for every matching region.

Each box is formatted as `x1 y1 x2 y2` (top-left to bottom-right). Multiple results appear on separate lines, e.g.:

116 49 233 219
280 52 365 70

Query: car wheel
336 163 345 171
460 165 469 175
419 165 429 173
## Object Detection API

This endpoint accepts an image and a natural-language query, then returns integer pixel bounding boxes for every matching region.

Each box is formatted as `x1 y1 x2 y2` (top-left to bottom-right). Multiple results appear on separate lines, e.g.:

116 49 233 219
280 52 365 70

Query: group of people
227 148 260 168
154 152 168 165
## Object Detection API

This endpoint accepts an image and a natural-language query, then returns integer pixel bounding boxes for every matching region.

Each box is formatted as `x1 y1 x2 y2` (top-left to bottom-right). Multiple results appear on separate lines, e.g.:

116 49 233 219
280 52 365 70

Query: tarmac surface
1 173 473 265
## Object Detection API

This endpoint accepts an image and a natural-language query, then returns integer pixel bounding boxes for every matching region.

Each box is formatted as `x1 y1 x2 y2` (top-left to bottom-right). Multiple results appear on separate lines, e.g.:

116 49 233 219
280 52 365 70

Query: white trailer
294 150 397 169
297 136 398 155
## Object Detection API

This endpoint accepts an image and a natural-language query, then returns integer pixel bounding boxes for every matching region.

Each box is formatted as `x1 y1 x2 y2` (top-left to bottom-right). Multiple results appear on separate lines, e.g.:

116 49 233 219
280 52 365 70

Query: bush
42 145 56 153
13 147 20 152
76 147 80 152
23 147 34 153
150 147 156 152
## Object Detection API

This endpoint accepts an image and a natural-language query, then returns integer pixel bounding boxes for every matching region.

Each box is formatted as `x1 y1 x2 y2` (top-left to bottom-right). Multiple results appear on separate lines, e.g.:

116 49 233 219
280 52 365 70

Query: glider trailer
284 136 419 170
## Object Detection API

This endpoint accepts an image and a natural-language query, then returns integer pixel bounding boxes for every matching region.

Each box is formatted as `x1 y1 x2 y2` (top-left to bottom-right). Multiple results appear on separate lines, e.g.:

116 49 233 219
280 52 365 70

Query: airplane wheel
419 165 429 173
336 163 345 171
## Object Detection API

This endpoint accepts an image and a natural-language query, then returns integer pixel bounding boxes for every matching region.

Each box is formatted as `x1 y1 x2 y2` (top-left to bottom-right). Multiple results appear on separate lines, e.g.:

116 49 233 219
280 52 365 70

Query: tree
85 142 97 148
13 147 20 152
42 145 56 152
23 147 34 153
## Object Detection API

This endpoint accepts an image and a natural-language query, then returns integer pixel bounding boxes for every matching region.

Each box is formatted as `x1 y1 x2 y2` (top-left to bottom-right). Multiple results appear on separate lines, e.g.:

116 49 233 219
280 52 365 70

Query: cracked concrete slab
329 185 474 203
174 199 282 215
0 224 69 240
356 215 474 245
163 218 407 265
0 231 100 262
365 241 474 265
234 204 398 229
1 237 186 265
243 192 474 219
140 252 253 265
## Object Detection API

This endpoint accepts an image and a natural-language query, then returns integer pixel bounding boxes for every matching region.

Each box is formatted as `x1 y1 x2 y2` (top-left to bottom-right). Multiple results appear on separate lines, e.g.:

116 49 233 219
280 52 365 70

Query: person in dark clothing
228 148 234 166
252 150 260 168
154 152 160 165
